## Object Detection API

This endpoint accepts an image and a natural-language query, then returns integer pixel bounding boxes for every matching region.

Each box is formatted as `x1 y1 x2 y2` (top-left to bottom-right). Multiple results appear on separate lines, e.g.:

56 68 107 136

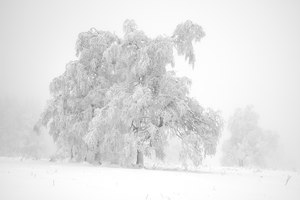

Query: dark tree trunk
95 152 102 165
70 146 74 160
136 150 144 167
238 159 244 167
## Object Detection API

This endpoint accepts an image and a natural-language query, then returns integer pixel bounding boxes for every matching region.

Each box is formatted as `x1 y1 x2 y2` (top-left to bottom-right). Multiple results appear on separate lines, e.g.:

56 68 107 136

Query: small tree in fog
0 98 46 158
36 20 223 167
221 106 279 168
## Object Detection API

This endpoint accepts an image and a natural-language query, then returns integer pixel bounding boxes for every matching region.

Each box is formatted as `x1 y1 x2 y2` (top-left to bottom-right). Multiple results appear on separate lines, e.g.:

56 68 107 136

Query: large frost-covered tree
36 20 223 167
221 106 279 168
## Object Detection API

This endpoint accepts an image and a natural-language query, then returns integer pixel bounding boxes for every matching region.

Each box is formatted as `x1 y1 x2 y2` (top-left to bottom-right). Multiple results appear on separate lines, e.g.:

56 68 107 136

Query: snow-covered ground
0 157 299 200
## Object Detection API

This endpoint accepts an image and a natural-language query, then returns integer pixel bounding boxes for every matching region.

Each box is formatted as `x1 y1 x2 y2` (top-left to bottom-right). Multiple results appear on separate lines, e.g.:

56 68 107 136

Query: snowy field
0 157 299 200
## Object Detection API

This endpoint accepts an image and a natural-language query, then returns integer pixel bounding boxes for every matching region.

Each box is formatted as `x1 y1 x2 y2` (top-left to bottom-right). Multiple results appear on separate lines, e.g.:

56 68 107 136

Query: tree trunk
238 159 244 167
70 146 74 160
95 152 102 165
136 150 144 167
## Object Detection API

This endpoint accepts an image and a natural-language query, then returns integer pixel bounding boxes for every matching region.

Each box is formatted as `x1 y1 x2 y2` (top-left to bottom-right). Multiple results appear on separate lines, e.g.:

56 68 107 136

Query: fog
0 0 300 169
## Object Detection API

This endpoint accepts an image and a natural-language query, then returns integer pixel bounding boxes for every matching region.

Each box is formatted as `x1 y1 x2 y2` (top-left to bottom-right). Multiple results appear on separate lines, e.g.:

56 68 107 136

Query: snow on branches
36 20 222 167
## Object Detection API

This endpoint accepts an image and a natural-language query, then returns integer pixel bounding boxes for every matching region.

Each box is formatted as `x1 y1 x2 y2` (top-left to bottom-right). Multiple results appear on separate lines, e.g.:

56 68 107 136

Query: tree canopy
221 106 279 168
36 20 223 167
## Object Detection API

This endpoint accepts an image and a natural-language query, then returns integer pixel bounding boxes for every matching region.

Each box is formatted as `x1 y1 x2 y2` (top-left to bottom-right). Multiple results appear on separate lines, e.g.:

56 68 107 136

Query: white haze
0 0 300 169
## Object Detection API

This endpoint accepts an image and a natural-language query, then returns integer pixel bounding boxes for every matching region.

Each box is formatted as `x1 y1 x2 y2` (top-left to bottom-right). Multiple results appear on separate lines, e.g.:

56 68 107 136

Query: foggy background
0 0 299 169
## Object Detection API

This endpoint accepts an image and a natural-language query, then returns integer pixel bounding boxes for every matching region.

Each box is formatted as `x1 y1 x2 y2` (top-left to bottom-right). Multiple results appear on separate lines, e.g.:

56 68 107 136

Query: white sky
0 0 300 166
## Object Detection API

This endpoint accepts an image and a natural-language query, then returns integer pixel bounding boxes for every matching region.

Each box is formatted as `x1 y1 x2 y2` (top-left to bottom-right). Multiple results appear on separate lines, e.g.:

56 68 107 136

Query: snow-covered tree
221 106 279 168
0 97 53 158
36 20 223 166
